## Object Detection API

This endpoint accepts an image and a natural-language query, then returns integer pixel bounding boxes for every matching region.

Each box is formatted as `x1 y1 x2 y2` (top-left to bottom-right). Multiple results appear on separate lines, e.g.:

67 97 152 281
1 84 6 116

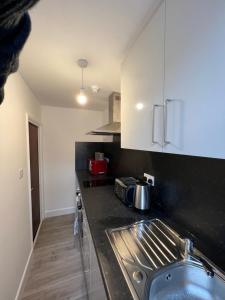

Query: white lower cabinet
82 210 106 300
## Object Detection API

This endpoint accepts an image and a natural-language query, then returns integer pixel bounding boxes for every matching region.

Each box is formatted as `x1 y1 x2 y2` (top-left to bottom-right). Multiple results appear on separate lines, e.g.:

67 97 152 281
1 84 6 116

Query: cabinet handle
164 99 175 145
152 104 163 145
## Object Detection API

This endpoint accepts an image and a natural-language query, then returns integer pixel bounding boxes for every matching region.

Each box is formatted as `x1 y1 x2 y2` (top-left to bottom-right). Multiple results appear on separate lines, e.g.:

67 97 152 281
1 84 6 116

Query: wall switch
144 173 155 186
19 168 24 179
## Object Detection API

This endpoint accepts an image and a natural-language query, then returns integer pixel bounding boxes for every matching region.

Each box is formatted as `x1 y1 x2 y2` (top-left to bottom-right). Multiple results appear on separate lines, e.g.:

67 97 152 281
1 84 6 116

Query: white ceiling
20 0 158 110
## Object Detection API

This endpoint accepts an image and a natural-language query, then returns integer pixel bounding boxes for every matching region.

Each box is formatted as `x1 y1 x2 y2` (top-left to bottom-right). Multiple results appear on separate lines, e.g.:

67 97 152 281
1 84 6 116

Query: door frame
26 113 44 247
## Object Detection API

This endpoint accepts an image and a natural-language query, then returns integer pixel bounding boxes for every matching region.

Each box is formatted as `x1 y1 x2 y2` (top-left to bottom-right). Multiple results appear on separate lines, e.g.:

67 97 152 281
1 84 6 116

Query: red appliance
89 159 107 175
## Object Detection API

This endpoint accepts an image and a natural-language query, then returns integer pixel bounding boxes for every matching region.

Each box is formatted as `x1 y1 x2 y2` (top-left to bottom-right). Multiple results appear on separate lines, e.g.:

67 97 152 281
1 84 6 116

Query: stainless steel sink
148 261 225 300
106 219 225 300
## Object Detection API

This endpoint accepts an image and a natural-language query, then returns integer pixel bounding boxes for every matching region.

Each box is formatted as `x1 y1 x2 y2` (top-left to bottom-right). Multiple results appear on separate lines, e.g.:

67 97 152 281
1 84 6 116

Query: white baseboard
14 248 33 300
45 206 75 218
15 220 42 300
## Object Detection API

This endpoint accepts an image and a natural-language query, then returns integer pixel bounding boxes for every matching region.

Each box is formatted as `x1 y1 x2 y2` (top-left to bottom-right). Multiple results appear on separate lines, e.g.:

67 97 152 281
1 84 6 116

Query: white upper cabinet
121 0 225 159
164 0 225 158
121 1 165 151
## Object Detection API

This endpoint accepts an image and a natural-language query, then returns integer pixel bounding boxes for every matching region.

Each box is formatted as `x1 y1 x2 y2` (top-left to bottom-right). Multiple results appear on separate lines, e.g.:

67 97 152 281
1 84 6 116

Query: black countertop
76 171 195 300
76 172 144 299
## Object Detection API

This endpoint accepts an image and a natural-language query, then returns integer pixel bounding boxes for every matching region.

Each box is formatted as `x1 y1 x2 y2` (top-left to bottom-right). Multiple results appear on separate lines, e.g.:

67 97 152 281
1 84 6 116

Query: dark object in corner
0 0 40 105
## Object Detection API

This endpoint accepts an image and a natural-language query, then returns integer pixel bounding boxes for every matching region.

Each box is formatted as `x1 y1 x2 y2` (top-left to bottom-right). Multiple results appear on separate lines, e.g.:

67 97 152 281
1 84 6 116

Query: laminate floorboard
22 214 87 300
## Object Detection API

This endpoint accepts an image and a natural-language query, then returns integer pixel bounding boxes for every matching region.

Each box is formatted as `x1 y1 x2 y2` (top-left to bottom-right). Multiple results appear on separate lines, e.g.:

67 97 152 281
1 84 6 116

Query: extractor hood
88 92 121 135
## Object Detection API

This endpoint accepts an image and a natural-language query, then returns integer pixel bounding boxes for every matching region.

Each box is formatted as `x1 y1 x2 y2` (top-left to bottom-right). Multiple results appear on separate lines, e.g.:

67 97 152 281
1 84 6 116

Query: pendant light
76 59 88 105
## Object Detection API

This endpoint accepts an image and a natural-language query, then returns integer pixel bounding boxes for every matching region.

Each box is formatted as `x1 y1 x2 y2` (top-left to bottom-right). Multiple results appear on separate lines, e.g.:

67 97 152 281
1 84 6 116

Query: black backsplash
75 141 225 270
75 142 104 171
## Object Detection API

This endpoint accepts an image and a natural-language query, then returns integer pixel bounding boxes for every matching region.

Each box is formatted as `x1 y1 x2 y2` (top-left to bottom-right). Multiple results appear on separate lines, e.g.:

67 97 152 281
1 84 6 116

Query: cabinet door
82 211 91 292
82 210 106 299
89 240 107 300
121 1 165 151
164 0 225 158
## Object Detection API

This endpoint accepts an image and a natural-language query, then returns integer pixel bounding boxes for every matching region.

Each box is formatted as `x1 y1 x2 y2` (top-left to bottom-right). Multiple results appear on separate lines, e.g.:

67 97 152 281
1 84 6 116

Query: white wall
0 73 41 300
42 106 108 217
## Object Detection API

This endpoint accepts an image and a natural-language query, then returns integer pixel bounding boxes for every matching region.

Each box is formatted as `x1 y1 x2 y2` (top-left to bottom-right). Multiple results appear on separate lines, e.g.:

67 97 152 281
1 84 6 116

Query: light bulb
76 89 87 105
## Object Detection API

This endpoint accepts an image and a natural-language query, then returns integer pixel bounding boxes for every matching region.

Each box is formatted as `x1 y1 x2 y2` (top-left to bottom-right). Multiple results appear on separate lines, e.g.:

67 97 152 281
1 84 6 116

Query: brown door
29 122 41 240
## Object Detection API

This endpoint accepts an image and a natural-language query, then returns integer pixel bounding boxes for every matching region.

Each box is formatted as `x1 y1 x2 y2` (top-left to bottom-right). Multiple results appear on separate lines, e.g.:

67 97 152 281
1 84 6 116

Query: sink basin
106 219 225 300
148 262 225 300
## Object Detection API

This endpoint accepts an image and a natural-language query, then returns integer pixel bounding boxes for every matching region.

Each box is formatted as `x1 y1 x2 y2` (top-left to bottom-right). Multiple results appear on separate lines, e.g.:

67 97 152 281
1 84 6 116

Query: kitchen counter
76 170 193 300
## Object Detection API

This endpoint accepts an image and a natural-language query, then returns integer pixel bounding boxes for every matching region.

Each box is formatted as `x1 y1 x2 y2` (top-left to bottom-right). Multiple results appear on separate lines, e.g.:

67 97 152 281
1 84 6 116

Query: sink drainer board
106 219 225 300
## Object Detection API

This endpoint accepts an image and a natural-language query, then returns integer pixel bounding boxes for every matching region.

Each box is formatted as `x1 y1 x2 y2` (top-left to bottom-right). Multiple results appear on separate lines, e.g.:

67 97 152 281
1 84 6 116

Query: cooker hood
88 92 121 135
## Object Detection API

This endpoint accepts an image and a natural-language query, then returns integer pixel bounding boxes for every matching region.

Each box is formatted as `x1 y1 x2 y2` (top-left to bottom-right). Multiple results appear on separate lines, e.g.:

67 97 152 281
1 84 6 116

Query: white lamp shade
76 89 87 105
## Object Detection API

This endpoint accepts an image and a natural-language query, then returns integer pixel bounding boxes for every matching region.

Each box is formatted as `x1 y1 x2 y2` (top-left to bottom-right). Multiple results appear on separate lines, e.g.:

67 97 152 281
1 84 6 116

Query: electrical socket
144 173 155 186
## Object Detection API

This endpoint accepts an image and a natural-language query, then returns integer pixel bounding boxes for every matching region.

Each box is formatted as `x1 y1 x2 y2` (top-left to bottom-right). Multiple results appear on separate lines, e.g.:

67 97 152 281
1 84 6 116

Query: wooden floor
22 214 87 300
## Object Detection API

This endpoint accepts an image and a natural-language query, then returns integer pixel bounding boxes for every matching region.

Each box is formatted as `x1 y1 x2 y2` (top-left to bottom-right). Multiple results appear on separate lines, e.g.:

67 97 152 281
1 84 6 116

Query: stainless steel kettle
134 181 151 211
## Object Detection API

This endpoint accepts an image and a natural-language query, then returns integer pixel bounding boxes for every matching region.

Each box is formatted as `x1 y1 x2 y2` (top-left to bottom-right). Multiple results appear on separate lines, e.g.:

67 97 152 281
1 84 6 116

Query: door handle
164 99 175 145
31 187 34 192
152 104 163 145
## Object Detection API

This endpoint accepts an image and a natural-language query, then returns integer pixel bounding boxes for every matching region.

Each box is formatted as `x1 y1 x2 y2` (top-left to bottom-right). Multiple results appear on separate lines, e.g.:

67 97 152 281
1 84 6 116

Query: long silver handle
164 99 175 145
152 104 163 145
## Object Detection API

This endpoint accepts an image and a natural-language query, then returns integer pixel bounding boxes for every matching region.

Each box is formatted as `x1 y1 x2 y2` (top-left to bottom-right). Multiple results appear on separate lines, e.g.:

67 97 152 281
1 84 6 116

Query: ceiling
20 0 158 110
